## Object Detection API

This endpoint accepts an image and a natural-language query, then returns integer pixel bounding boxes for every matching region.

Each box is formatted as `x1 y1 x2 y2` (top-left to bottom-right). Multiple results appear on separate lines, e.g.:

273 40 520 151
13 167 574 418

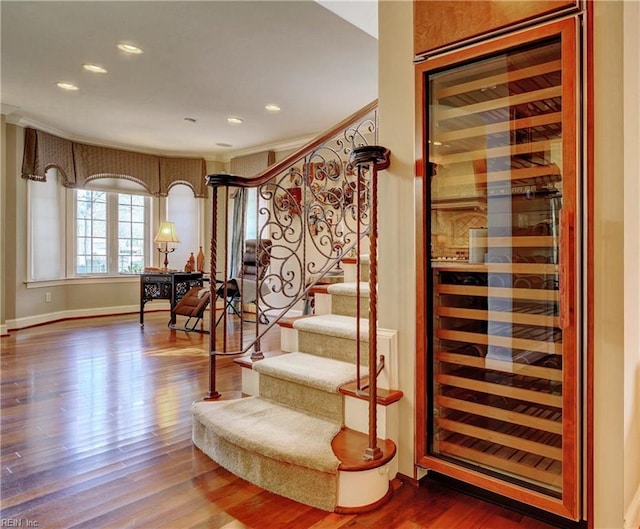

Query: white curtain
229 188 247 277
167 184 202 271
29 168 65 280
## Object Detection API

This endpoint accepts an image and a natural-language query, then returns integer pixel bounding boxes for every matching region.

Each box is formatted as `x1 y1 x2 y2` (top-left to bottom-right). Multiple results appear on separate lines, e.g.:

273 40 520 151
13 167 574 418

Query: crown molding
218 134 317 163
1 103 21 118
10 115 71 138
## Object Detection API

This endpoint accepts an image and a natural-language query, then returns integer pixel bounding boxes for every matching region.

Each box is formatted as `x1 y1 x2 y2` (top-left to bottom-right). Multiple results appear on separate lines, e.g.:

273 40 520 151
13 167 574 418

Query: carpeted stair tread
253 352 367 393
326 282 369 297
293 314 369 342
192 396 341 473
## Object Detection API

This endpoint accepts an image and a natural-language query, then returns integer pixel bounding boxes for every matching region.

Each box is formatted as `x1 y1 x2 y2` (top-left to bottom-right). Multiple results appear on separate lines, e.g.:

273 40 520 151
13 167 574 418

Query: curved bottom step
192 398 396 512
193 397 340 511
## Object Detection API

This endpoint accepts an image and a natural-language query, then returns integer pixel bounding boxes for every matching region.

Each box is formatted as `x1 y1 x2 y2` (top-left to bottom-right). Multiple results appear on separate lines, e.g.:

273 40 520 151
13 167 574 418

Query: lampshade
154 221 180 244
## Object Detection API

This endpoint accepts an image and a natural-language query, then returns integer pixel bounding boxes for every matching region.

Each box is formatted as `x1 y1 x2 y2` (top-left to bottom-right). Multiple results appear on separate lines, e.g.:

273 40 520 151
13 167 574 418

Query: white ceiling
1 1 378 160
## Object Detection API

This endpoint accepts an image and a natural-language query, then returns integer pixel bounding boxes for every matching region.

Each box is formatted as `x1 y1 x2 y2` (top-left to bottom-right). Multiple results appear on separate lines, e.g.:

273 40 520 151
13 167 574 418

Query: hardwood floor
1 312 558 529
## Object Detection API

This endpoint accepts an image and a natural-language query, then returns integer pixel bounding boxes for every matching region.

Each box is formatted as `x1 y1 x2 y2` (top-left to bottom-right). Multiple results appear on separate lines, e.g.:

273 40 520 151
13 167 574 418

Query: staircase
192 102 401 512
192 257 401 512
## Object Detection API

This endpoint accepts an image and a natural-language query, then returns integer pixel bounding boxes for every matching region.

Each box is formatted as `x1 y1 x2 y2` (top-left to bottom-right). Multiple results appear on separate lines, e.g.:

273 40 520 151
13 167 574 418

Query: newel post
349 145 391 461
204 176 222 400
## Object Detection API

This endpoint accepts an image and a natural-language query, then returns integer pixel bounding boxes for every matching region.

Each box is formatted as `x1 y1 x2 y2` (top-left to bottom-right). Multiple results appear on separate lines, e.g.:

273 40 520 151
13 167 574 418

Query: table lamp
154 221 180 270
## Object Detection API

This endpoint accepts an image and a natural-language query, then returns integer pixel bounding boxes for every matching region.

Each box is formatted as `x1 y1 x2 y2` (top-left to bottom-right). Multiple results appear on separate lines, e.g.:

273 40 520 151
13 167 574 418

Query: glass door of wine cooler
418 18 581 520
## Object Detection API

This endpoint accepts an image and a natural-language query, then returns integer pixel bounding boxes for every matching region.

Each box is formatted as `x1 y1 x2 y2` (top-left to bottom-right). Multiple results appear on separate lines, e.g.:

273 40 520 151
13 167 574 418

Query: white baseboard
626 484 640 529
0 324 8 336
6 304 140 331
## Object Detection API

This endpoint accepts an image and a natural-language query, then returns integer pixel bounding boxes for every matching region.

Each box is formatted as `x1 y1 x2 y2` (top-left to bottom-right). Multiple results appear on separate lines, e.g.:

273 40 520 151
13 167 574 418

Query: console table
139 272 204 326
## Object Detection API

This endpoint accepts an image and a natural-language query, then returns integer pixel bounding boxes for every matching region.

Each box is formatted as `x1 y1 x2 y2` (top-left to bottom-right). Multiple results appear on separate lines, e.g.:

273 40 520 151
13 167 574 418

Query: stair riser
342 262 370 283
259 374 344 424
331 294 371 318
298 331 369 365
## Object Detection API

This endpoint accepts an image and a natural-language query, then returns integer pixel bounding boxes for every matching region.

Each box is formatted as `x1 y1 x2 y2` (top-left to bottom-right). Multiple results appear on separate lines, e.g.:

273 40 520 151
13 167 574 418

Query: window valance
21 128 207 198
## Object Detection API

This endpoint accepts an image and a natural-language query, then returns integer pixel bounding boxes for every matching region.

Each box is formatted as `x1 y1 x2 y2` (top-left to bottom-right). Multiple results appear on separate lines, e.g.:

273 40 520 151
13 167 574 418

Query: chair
169 286 211 333
216 238 272 326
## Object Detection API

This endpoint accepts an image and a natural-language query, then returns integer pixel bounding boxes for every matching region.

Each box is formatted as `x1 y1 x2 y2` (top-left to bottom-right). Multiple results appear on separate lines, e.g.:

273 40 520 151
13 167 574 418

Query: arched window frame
67 177 153 277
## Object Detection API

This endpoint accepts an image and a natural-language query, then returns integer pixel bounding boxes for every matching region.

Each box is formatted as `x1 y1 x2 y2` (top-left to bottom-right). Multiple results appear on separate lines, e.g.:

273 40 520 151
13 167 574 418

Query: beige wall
593 2 640 528
593 1 625 523
1 114 6 335
4 124 21 322
378 0 416 479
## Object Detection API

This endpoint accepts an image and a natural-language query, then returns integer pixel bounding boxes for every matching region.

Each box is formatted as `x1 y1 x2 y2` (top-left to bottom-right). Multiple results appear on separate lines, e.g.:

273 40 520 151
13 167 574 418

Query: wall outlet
45 292 51 303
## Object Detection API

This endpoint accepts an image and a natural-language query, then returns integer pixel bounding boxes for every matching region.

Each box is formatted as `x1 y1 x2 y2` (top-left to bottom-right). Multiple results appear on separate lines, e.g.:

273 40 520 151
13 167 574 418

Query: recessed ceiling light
56 82 79 91
227 117 243 124
216 143 233 148
117 43 143 54
265 104 281 112
83 64 107 74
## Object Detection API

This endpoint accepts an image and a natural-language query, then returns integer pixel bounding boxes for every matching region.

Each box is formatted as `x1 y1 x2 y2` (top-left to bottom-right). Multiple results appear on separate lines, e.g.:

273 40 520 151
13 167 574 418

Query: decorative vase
188 252 196 272
197 246 205 272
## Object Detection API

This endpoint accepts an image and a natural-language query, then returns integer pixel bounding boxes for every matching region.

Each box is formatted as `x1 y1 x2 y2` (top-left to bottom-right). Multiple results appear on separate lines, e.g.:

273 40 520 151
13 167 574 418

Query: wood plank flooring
1 312 558 529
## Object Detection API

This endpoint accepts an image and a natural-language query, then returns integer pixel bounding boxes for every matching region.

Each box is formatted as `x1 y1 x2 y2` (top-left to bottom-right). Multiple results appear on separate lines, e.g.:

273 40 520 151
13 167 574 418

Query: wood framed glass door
415 17 582 520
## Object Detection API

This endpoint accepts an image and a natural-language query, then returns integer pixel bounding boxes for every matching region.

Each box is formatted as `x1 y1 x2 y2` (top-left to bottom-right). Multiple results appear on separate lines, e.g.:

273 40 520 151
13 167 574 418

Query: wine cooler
416 18 582 520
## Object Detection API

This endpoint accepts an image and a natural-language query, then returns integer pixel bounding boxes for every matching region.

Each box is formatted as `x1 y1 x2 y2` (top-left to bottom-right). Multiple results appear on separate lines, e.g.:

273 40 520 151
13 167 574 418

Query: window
76 190 107 273
117 194 146 273
245 187 258 239
241 187 269 239
75 189 150 275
